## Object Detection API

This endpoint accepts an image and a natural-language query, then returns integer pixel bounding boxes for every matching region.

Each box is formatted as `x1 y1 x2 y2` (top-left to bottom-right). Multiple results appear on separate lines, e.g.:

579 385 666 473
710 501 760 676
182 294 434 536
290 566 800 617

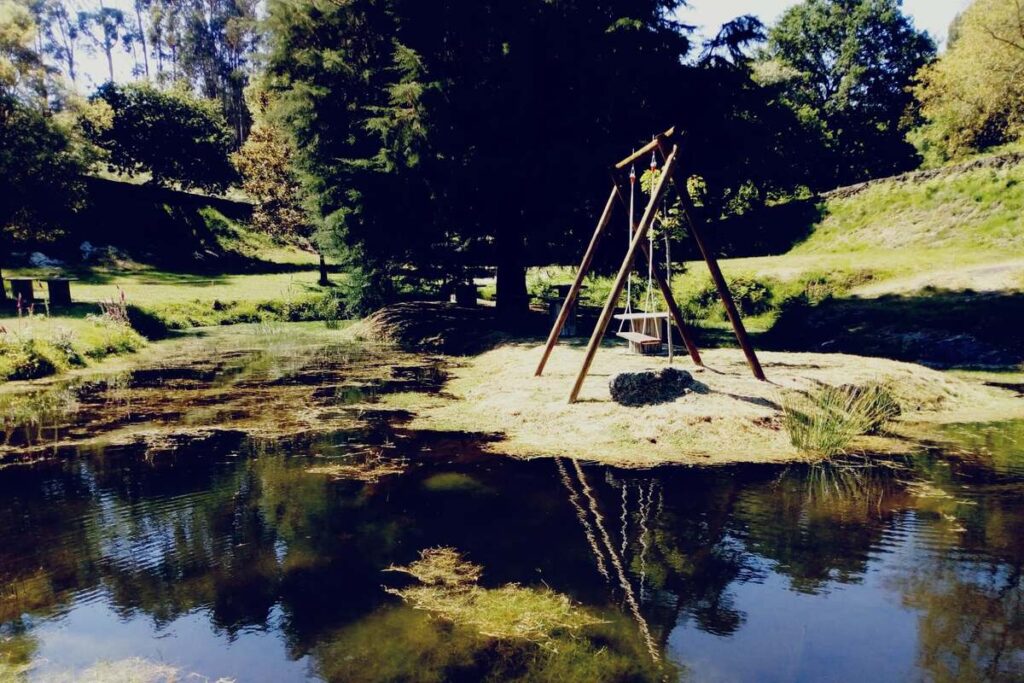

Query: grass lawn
4 267 332 306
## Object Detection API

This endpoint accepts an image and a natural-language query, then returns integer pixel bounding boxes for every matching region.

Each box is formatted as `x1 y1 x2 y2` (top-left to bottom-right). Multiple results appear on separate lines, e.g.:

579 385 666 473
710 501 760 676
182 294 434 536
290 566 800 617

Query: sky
678 0 971 48
75 0 973 93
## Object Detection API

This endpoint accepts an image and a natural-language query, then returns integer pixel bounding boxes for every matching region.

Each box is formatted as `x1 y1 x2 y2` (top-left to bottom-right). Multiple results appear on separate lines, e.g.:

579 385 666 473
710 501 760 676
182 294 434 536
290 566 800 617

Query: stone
609 367 694 407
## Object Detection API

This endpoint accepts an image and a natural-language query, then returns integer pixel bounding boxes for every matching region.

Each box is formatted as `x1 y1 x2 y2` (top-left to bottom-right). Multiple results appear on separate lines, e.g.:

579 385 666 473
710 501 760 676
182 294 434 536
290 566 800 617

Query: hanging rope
618 161 638 335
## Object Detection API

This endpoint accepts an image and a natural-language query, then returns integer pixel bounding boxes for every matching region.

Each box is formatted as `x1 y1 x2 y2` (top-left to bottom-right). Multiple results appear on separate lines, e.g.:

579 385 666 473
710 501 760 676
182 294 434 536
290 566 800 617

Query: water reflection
0 332 1021 681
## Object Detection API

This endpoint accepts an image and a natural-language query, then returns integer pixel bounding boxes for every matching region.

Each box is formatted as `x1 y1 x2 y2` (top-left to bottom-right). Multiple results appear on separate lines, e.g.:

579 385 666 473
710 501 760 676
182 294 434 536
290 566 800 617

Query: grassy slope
527 154 1024 333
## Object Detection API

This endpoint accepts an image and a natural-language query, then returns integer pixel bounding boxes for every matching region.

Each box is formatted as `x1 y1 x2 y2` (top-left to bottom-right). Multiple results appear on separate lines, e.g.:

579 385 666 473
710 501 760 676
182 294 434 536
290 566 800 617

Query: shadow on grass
763 289 1024 369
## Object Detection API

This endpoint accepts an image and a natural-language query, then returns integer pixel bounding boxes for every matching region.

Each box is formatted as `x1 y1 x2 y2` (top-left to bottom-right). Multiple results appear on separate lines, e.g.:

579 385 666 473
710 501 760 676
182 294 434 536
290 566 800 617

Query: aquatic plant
307 449 407 482
780 382 902 457
385 547 601 643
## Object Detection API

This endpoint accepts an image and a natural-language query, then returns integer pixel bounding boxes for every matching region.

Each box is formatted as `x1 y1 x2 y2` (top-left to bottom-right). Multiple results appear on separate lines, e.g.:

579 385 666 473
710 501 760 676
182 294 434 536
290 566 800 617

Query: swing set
535 127 766 404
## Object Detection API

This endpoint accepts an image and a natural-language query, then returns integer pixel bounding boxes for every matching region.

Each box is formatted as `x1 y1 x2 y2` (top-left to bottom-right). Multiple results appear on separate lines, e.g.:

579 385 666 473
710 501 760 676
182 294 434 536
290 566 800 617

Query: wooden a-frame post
567 145 680 404
535 128 766 403
655 139 766 381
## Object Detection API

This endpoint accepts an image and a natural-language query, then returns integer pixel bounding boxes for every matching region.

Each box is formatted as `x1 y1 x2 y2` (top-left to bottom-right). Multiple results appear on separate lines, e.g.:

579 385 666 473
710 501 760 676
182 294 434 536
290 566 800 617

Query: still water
0 327 1021 682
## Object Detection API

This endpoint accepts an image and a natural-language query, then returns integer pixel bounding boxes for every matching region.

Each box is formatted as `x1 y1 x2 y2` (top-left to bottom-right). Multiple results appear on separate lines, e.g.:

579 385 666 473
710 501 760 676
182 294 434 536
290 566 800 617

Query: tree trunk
0 266 6 302
318 252 330 286
134 3 149 78
495 227 529 329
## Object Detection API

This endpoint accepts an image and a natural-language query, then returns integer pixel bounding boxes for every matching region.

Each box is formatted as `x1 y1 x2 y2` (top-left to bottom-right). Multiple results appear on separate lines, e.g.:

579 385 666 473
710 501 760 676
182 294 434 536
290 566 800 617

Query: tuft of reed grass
780 382 902 457
385 547 602 643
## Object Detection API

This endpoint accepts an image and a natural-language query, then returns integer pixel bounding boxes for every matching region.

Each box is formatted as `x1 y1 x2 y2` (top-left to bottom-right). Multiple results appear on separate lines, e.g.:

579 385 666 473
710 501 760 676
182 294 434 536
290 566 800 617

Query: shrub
0 338 62 381
687 276 776 320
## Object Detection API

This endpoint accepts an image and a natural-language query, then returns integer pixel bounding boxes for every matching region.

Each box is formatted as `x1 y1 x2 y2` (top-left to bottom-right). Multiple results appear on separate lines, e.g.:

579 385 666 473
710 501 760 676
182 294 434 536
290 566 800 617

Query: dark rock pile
609 367 694 407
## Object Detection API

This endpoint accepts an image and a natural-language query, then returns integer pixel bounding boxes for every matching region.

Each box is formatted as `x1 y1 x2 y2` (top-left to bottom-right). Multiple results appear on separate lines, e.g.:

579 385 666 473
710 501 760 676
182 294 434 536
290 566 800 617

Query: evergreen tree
265 0 696 319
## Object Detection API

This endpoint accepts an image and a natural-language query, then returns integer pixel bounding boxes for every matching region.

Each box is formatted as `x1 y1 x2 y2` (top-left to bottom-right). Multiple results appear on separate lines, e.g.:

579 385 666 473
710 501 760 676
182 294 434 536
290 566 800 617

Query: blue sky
679 0 970 48
76 0 972 92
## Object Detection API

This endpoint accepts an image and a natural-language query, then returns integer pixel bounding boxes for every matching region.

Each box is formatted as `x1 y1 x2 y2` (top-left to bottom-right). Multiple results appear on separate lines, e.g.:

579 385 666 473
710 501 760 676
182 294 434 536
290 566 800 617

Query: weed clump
780 382 902 457
385 547 601 643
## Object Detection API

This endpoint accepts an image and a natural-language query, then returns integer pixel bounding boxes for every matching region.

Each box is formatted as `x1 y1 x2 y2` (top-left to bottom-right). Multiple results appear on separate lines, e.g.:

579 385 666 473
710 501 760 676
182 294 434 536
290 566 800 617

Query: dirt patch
374 342 1022 467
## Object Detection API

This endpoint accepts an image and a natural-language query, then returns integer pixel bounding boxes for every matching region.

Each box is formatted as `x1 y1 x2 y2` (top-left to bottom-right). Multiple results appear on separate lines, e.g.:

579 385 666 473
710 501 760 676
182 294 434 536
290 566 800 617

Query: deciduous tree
758 0 935 187
912 0 1024 162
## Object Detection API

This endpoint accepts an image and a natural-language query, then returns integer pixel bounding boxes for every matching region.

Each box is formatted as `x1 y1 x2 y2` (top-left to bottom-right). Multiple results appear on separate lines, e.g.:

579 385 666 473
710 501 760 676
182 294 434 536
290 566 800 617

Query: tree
758 0 935 187
232 83 331 284
78 1 132 83
37 0 81 84
1 1 94 299
88 81 235 191
265 0 697 320
911 0 1024 162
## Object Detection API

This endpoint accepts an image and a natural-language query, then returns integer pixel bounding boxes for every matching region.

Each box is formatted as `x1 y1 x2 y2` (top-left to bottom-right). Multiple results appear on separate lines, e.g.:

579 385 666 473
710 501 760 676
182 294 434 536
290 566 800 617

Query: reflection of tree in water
892 450 1024 683
732 461 912 594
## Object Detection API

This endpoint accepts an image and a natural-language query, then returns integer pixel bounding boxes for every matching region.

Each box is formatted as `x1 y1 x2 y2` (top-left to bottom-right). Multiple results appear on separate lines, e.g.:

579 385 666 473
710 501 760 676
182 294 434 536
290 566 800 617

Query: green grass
523 154 1024 335
0 316 145 381
797 164 1024 255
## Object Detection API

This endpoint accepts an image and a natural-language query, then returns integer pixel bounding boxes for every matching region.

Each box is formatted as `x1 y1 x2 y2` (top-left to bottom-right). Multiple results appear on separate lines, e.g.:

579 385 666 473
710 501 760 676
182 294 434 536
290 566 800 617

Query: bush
0 338 63 381
687 276 776 320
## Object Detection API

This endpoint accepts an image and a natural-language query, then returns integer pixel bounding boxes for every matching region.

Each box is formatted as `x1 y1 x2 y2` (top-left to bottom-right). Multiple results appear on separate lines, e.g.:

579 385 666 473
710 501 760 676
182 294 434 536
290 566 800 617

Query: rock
609 367 694 407
29 252 64 268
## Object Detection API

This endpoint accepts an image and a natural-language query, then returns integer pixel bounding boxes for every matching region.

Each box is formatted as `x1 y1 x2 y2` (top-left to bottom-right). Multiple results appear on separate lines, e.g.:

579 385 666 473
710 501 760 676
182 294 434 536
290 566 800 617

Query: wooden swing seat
615 331 661 345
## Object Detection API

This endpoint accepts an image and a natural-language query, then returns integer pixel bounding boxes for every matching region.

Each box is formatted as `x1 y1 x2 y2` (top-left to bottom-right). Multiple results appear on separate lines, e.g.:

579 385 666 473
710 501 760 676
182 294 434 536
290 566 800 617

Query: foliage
232 83 310 238
88 81 236 191
0 92 88 245
264 0 705 317
912 0 1024 163
687 276 776 320
758 0 936 187
780 382 902 456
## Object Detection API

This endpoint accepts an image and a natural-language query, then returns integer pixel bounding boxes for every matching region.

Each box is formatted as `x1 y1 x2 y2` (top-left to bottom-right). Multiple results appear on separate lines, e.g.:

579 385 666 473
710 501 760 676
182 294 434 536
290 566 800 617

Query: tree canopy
89 81 236 191
264 0 820 316
758 0 935 187
912 0 1024 162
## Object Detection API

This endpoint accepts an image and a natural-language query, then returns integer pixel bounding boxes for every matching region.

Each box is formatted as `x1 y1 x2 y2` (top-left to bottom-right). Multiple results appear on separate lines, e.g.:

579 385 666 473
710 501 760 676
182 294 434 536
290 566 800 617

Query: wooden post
657 142 766 381
611 180 703 367
569 146 679 403
535 186 618 377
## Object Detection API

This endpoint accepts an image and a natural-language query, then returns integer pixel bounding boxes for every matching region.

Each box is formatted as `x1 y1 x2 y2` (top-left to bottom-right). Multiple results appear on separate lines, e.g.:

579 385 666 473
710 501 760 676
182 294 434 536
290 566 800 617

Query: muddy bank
375 342 1022 467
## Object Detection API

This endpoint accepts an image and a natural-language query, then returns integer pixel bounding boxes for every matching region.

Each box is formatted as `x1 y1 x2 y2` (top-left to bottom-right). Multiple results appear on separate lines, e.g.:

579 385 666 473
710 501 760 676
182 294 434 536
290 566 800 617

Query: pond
0 326 1022 682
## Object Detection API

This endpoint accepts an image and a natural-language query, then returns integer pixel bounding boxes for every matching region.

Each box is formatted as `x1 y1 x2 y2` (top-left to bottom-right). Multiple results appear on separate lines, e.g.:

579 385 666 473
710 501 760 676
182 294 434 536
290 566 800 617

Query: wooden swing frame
535 127 766 404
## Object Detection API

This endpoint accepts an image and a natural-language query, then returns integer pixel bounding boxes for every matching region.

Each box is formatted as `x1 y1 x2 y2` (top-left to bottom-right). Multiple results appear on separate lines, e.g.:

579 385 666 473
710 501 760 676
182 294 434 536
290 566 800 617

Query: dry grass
386 547 602 643
375 342 1022 467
